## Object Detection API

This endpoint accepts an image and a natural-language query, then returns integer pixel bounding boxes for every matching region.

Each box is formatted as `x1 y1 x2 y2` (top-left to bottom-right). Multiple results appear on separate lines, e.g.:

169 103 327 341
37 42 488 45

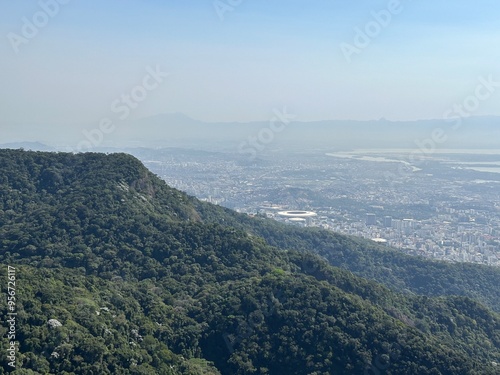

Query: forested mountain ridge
137 150 500 314
211 213 500 313
0 149 499 374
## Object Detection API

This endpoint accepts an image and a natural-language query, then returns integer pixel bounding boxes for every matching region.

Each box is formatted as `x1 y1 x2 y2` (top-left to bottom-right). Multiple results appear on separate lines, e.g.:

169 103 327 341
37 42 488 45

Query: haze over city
2 1 500 279
2 0 500 147
2 2 500 374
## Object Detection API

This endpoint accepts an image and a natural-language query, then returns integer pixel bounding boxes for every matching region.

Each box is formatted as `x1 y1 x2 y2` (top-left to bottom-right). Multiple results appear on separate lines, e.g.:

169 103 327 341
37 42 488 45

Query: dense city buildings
133 147 500 267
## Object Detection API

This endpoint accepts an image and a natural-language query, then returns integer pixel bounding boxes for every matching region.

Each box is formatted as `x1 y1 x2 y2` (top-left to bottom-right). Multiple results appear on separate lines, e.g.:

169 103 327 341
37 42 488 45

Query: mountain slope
0 149 499 374
191 201 500 314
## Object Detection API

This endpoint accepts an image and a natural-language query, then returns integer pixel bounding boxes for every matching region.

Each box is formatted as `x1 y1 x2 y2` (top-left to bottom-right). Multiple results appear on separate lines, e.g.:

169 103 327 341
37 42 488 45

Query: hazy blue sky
1 0 500 137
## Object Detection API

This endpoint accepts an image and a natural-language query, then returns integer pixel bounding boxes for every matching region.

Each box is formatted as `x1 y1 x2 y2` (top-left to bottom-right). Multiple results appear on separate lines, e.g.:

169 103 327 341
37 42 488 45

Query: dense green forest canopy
0 149 498 374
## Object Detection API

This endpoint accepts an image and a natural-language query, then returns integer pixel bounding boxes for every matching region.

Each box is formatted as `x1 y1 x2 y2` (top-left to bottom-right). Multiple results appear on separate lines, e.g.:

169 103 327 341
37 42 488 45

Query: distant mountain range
0 141 54 151
3 114 500 151
117 113 500 150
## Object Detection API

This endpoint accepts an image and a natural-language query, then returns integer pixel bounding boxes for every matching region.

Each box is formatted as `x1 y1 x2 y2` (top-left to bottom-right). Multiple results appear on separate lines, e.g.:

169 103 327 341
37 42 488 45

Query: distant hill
0 149 499 374
4 115 500 150
0 142 53 151
104 113 500 150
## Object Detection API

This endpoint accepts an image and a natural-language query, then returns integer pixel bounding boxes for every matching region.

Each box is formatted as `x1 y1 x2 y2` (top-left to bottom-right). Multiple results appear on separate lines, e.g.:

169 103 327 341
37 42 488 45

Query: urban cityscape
132 147 500 267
